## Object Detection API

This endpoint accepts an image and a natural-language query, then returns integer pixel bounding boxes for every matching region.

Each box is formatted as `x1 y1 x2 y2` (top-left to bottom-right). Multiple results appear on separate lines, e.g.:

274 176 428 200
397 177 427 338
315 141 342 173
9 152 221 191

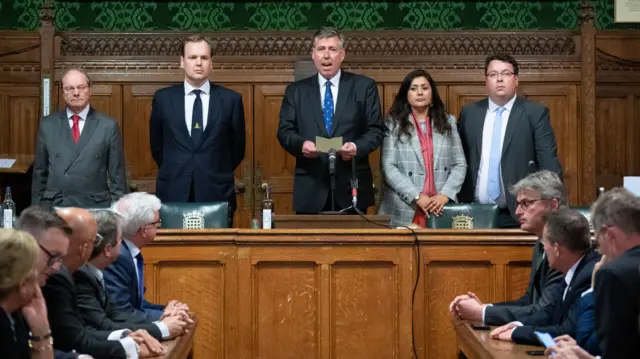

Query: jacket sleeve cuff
154 321 170 339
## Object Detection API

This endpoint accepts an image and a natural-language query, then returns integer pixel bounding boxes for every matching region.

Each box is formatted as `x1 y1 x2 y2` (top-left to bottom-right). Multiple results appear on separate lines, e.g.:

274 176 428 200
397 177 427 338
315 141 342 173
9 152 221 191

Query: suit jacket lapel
172 86 193 149
474 99 489 158
197 84 220 151
64 108 100 173
501 96 524 156
330 72 350 136
408 118 425 169
57 112 76 171
121 240 142 307
308 76 328 136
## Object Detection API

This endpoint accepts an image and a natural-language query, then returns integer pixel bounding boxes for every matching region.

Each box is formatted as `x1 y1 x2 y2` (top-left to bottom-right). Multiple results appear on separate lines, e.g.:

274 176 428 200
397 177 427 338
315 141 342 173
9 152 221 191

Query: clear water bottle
1 186 16 228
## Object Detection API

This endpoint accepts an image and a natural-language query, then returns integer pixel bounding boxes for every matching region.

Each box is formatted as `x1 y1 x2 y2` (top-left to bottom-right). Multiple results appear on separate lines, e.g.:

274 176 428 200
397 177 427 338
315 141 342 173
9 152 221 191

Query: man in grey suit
449 170 565 326
457 53 563 228
32 68 127 208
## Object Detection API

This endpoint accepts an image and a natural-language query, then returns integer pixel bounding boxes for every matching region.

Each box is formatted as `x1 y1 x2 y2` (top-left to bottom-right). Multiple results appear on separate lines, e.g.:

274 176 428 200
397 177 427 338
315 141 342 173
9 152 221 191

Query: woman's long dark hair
387 69 451 141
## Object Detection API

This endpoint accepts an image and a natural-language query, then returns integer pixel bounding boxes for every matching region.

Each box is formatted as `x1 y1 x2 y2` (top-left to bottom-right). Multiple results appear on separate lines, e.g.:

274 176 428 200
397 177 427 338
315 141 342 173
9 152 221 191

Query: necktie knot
192 89 202 97
71 114 80 124
496 106 506 116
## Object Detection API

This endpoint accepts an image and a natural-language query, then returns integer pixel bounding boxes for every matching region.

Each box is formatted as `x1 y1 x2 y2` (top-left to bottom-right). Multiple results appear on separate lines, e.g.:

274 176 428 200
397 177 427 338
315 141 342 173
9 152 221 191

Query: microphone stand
328 149 336 212
340 156 359 214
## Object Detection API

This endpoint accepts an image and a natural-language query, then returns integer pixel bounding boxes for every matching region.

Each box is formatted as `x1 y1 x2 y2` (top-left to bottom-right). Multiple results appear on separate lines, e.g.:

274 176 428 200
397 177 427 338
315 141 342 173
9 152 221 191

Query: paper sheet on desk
624 176 640 196
0 159 16 168
315 136 343 153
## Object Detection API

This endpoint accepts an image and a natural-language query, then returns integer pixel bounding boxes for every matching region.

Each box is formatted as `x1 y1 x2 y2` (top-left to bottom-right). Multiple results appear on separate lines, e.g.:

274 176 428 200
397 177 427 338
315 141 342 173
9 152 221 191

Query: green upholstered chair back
159 202 230 229
426 204 500 229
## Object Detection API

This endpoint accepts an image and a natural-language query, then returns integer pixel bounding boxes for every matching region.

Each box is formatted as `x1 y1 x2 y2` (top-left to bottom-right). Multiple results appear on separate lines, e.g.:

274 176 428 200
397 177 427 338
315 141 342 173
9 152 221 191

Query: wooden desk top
453 317 543 359
0 153 34 174
161 316 198 359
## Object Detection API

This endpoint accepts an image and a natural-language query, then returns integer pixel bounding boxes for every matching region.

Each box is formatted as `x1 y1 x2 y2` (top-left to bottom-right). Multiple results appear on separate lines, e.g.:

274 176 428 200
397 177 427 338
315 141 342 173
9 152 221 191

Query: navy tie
191 89 203 146
323 82 334 134
135 252 145 307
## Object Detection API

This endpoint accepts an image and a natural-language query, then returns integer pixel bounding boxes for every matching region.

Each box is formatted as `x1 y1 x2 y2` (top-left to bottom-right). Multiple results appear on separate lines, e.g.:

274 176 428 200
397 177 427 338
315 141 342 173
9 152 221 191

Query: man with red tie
32 68 127 208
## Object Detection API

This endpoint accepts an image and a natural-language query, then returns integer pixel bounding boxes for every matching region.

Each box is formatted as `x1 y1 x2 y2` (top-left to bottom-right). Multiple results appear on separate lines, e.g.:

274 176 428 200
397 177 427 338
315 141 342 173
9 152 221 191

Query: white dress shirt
86 262 170 339
67 105 91 134
563 255 584 301
184 81 210 135
475 95 518 207
318 70 340 113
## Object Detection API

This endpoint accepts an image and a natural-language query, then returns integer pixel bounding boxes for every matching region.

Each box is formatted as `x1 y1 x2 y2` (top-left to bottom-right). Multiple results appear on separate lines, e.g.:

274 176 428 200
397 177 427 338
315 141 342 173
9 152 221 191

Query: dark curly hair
387 69 450 141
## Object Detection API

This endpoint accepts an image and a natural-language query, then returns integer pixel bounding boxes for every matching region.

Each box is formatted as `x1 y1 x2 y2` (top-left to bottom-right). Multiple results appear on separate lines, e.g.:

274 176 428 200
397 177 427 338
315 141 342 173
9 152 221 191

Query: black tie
98 277 108 306
191 89 203 146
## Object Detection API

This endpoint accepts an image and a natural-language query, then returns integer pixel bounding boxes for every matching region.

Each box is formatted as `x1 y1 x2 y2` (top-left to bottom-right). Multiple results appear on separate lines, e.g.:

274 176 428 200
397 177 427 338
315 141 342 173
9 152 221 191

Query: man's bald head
56 207 98 272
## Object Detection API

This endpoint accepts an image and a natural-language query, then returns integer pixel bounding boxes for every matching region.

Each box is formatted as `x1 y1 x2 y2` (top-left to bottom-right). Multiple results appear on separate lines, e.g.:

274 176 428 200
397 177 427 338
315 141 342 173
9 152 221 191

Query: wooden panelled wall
2 25 640 228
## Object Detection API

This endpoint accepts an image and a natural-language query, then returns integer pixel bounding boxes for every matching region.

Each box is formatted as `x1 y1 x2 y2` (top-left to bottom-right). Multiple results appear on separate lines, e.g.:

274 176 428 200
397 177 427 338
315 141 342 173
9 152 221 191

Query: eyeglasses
63 84 89 93
515 198 543 210
486 71 515 79
38 243 64 267
147 218 162 228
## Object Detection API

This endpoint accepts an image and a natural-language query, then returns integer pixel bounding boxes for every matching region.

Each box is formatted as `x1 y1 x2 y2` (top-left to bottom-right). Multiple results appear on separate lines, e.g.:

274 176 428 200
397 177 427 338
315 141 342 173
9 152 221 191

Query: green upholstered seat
159 202 230 229
426 204 500 229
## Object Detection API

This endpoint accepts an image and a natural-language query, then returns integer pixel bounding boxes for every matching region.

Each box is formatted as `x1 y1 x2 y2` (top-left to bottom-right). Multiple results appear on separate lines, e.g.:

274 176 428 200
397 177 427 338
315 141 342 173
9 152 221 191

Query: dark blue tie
323 82 334 134
191 89 203 146
135 252 145 306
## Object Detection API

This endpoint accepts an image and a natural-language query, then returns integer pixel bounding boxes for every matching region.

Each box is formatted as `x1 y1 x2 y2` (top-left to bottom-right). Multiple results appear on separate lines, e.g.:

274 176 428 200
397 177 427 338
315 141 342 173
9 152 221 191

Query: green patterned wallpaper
0 0 637 31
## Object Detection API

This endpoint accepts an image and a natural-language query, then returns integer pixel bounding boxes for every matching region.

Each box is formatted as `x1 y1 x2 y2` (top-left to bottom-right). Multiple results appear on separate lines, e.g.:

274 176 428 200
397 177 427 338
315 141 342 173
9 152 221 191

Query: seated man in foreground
489 208 600 345
450 170 565 325
42 207 164 359
103 192 189 322
74 209 189 341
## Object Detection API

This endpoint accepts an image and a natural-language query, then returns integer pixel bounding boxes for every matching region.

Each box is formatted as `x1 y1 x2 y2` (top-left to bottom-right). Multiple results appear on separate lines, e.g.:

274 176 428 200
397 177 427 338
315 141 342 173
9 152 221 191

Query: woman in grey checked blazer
378 69 467 227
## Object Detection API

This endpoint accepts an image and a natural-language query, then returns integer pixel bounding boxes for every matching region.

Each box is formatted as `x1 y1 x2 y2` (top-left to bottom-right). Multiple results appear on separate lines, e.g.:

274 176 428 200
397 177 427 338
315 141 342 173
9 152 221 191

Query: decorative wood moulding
0 64 40 73
57 31 579 58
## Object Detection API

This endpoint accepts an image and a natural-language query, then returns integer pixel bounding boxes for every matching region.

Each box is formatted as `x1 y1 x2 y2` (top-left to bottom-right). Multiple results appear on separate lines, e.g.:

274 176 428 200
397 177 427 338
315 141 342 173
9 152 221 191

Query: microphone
328 148 336 174
351 156 358 207
528 160 537 173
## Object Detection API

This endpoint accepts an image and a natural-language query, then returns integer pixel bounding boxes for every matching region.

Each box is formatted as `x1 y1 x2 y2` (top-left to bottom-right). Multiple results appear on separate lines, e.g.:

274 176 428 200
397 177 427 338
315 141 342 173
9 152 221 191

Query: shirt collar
488 94 517 113
318 70 341 89
85 262 104 283
66 105 91 120
124 238 140 258
184 80 210 95
564 255 584 287
581 287 594 297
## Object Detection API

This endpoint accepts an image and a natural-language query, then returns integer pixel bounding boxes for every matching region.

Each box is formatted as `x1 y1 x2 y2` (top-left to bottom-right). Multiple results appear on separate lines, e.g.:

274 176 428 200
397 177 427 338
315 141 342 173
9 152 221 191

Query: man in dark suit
450 170 565 325
589 187 640 358
42 207 163 359
277 28 384 213
103 193 189 322
15 205 96 358
489 208 600 345
457 53 563 228
32 68 127 208
150 34 245 225
74 209 188 341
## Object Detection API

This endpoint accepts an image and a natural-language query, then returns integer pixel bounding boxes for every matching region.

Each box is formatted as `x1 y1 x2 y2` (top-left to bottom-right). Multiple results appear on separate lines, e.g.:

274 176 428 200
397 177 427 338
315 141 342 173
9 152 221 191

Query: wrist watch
413 194 420 202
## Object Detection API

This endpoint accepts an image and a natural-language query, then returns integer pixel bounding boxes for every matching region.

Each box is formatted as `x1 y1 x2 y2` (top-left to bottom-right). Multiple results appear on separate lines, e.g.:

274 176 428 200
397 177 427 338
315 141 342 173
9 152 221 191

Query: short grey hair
90 210 122 260
61 68 93 87
509 170 566 207
110 192 161 238
545 208 591 252
312 27 345 49
591 187 640 236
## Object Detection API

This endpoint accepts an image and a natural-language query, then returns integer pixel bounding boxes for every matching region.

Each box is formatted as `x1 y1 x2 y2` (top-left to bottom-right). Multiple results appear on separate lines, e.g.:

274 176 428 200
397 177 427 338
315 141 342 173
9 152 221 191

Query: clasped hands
416 193 448 217
160 300 193 339
302 141 356 161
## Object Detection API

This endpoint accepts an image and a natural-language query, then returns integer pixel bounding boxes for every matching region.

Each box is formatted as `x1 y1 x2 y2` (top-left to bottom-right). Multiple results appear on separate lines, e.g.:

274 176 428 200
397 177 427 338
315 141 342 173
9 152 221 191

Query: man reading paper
277 28 384 214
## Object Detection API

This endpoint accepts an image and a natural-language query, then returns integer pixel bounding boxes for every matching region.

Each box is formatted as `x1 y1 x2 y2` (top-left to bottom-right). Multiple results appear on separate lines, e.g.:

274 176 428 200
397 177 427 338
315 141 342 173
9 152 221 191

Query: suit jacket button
408 171 413 176
444 166 448 171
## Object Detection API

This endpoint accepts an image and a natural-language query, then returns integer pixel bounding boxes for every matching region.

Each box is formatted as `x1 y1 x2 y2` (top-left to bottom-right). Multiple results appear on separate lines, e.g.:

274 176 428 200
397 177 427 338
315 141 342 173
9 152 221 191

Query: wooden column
580 0 597 204
39 0 55 118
